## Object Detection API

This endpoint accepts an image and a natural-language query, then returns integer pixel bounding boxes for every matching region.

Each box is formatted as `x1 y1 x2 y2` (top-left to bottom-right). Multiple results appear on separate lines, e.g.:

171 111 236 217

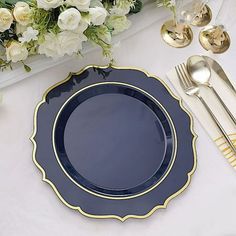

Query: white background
1 0 236 235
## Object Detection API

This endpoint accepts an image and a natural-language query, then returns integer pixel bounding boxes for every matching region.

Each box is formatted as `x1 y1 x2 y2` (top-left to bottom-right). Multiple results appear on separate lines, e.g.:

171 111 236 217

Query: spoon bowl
187 55 211 86
187 55 236 127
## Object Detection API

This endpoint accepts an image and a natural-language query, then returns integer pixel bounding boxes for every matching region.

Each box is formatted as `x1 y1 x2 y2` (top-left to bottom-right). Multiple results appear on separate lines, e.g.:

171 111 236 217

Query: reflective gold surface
203 56 236 94
199 25 231 54
176 62 236 156
187 55 236 137
192 5 212 27
161 20 193 48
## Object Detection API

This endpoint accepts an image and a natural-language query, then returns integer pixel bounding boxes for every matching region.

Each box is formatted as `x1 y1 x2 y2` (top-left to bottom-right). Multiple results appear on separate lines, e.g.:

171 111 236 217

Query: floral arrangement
0 0 171 72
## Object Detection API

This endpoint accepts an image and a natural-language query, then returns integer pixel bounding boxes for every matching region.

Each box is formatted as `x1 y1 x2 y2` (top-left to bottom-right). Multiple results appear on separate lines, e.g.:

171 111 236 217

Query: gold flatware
187 55 236 126
203 56 236 94
175 63 236 154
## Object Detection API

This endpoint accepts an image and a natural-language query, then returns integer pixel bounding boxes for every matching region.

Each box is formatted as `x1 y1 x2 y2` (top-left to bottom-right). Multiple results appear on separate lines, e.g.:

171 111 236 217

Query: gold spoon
187 55 236 126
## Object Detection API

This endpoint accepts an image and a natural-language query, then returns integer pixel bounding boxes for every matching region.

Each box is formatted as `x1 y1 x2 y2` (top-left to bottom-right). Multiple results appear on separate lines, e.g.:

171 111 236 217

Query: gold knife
203 56 236 94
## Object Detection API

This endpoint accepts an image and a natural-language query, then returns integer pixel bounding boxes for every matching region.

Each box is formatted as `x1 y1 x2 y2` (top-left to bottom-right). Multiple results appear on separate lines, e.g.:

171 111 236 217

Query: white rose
58 31 87 56
89 0 103 8
36 0 63 10
13 2 31 26
15 23 27 35
38 31 87 58
73 18 89 33
89 7 107 26
66 0 91 12
6 41 28 62
19 27 39 43
0 8 13 32
38 33 60 58
109 5 130 16
58 8 81 31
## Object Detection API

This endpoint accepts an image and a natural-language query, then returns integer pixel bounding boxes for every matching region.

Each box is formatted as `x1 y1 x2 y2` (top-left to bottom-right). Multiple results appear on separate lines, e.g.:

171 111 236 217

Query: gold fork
175 63 236 155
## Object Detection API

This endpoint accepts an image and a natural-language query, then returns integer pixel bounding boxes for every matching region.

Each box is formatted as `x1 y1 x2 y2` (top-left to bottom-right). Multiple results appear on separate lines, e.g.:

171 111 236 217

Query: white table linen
1 0 236 235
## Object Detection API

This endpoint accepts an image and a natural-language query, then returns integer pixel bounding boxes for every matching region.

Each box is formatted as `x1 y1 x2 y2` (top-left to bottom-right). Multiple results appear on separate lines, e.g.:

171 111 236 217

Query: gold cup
161 20 193 48
199 25 231 53
192 4 212 27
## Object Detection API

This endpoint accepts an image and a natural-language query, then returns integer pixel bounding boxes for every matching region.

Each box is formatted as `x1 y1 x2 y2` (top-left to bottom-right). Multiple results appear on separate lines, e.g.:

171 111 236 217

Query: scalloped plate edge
30 64 198 221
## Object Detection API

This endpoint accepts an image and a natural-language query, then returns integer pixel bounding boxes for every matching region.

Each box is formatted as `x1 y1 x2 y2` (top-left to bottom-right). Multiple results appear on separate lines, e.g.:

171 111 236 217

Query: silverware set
187 56 236 125
175 55 236 155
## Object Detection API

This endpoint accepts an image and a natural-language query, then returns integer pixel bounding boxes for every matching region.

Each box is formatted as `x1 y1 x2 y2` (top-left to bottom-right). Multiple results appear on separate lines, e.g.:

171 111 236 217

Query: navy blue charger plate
31 65 197 221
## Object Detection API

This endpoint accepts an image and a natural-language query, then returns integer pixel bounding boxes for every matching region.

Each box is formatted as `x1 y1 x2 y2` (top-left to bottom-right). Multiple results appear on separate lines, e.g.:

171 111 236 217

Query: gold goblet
192 4 212 27
161 20 193 48
199 25 230 54
160 0 209 48
199 0 235 54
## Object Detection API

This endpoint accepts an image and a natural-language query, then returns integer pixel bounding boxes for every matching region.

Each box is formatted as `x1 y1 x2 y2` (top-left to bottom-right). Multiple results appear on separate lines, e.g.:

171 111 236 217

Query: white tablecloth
1 1 236 235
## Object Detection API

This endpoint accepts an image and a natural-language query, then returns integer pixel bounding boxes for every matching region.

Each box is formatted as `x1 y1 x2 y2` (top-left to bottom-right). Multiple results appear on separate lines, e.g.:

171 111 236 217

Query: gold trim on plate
52 81 177 200
30 65 197 221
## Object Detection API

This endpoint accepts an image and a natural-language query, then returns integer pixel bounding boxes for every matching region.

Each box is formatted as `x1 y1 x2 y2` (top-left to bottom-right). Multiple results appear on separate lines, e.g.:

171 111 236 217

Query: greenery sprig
0 0 173 73
85 25 112 57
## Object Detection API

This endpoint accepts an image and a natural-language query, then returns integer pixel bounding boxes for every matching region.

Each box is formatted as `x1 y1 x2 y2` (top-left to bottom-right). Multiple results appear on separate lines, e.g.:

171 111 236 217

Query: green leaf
5 0 27 4
24 64 31 72
84 25 112 57
0 59 12 71
130 0 143 14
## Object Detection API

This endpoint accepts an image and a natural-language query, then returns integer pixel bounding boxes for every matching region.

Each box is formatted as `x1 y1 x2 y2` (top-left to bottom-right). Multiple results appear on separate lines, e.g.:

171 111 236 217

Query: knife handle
209 86 236 127
197 95 236 154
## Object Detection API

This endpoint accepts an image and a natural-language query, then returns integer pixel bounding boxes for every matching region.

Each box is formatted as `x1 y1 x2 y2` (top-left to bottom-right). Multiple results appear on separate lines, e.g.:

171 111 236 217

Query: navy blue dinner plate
31 65 197 221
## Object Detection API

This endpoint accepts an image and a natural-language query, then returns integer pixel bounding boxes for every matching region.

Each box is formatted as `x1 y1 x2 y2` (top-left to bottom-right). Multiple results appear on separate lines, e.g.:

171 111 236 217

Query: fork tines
175 64 191 88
